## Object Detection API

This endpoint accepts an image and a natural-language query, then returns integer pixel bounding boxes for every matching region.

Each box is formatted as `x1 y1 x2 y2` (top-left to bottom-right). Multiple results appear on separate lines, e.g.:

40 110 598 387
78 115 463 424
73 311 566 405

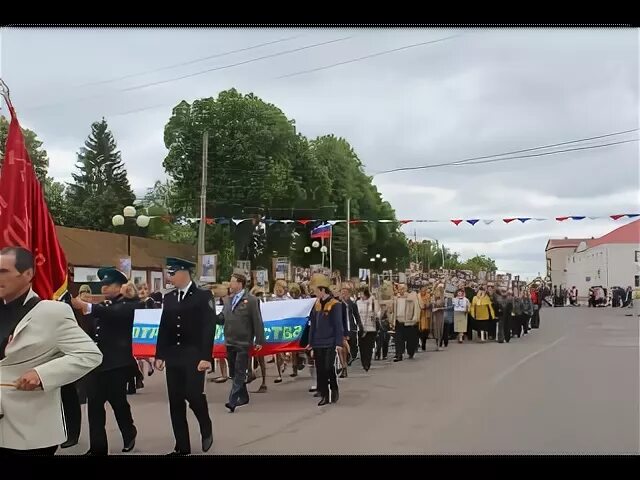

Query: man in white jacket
0 247 103 454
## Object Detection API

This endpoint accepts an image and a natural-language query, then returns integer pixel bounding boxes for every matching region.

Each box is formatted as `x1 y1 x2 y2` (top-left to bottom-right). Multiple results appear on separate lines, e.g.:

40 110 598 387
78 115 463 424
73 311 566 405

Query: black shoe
202 434 213 453
122 435 136 453
83 450 107 456
393 357 403 362
330 389 339 404
339 370 347 378
166 450 189 456
61 438 79 449
122 426 138 453
225 402 236 413
498 340 504 344
313 391 321 398
318 396 330 406
408 355 414 359
309 386 317 393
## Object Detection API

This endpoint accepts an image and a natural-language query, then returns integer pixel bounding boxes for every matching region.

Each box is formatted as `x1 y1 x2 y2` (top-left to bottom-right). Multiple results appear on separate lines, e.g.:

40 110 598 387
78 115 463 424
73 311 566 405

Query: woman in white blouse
356 288 380 372
453 288 471 343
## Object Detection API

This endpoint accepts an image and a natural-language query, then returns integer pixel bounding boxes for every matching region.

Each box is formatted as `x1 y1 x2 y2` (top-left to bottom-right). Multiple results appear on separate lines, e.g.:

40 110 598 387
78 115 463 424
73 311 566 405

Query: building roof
587 219 640 248
56 226 196 269
545 238 588 251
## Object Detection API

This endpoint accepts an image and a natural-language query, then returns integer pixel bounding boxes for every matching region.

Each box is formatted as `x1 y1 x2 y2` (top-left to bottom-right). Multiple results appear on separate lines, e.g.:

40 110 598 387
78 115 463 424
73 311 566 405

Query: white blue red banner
132 298 316 359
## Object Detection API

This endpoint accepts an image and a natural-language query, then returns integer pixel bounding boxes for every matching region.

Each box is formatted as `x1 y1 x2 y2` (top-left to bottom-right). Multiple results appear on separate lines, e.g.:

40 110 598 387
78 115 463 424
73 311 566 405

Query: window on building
635 251 640 262
636 275 640 288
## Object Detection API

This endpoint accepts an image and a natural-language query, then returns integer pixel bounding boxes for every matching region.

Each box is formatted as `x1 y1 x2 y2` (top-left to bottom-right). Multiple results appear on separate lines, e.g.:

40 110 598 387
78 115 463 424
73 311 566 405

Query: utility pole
196 131 209 282
346 198 351 280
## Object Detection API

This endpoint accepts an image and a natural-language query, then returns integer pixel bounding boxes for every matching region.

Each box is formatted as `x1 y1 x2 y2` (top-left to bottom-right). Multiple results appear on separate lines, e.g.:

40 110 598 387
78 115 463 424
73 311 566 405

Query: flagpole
346 198 351 281
196 131 208 282
321 237 325 268
329 225 333 273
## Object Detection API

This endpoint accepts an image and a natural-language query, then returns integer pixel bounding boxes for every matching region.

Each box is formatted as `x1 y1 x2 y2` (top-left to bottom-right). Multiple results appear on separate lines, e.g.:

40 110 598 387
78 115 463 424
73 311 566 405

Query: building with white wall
564 220 640 296
545 238 588 288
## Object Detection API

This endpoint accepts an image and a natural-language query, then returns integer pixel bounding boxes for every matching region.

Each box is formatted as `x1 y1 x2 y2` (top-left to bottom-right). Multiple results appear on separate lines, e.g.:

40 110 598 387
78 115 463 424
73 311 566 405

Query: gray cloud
1 27 638 279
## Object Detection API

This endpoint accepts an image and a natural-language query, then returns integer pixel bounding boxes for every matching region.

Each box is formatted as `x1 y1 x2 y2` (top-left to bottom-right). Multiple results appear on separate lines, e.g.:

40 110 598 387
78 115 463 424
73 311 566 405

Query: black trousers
226 346 250 406
86 367 136 454
395 324 418 358
0 446 58 455
375 331 389 359
439 324 452 347
531 308 541 328
348 331 359 361
497 316 512 343
61 382 81 442
512 314 529 336
466 313 474 341
313 347 338 397
359 332 376 370
419 330 430 350
166 362 212 454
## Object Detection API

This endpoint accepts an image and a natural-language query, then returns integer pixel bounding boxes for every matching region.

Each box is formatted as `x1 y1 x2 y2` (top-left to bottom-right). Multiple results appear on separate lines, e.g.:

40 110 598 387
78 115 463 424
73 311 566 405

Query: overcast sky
1 28 638 279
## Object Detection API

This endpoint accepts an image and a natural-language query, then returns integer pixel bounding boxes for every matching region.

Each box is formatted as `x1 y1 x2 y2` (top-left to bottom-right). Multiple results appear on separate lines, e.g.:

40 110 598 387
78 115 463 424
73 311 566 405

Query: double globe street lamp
370 253 387 273
304 241 329 268
112 206 151 256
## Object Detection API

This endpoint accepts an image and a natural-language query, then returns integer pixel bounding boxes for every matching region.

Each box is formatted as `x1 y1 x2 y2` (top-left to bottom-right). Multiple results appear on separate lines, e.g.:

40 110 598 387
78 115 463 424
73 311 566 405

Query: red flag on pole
0 100 68 300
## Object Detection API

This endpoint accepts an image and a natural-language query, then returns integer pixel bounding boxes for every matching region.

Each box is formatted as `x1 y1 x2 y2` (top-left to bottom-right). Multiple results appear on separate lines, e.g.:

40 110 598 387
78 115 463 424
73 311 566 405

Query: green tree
162 90 410 280
42 176 67 225
65 119 136 231
460 254 498 274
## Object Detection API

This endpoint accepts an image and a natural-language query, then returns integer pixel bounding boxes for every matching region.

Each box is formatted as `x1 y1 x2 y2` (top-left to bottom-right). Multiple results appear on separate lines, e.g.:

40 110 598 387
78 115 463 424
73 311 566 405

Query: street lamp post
112 205 150 257
304 241 328 268
369 253 387 274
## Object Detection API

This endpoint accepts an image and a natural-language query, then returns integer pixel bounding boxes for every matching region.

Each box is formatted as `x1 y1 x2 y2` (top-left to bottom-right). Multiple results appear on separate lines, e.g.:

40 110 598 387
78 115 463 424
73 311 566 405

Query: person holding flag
0 84 103 454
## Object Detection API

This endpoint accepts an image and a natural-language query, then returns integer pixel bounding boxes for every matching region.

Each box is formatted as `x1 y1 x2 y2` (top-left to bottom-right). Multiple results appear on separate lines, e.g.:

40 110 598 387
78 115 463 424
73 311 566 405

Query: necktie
178 291 184 303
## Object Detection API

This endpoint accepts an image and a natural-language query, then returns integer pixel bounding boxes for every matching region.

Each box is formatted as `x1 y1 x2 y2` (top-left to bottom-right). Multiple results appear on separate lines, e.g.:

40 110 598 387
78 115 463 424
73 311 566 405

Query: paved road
61 306 639 455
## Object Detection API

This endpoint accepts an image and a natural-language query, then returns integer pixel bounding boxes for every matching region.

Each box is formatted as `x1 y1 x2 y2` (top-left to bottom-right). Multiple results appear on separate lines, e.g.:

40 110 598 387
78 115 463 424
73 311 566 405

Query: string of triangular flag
178 213 639 226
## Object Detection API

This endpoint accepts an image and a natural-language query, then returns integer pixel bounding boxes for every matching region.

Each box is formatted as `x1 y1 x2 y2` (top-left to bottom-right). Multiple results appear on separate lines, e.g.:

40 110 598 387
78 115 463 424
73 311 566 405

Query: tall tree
162 90 409 280
460 254 498 274
65 119 136 231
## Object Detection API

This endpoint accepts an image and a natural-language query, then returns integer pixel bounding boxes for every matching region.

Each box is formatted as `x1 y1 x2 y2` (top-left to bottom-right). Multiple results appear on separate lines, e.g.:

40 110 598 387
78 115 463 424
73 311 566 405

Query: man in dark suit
70 267 138 455
154 258 216 456
218 272 265 413
339 286 362 377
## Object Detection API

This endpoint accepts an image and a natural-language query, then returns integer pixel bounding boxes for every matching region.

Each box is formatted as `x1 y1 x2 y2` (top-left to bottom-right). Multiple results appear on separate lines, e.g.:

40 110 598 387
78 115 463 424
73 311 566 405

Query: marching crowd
0 246 546 455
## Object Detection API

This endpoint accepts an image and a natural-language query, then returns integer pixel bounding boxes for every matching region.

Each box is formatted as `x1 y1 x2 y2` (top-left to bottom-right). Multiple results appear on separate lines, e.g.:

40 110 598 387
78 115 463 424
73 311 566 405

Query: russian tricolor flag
132 299 316 359
311 223 332 239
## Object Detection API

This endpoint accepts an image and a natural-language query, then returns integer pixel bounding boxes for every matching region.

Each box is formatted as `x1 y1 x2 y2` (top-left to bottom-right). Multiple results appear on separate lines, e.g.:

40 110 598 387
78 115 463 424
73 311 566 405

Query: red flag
503 218 516 224
451 219 463 226
556 216 569 221
0 103 68 300
610 214 624 221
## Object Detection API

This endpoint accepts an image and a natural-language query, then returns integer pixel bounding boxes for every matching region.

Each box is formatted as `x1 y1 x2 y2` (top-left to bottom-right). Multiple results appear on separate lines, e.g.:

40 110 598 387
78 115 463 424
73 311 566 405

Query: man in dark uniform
339 286 362 374
154 258 216 456
70 267 138 455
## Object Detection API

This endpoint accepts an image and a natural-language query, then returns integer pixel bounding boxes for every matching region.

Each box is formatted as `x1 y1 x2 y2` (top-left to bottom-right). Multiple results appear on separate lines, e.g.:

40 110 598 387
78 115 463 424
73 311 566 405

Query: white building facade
563 220 640 296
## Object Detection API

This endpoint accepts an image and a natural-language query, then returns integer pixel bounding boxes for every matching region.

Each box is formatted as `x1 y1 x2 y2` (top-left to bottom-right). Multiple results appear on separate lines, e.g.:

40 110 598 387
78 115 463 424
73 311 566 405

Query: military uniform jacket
156 283 216 366
87 295 137 372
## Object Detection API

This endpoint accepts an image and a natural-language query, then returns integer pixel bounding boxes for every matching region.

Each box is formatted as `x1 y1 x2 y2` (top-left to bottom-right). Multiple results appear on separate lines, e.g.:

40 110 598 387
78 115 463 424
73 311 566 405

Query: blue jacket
309 296 344 348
